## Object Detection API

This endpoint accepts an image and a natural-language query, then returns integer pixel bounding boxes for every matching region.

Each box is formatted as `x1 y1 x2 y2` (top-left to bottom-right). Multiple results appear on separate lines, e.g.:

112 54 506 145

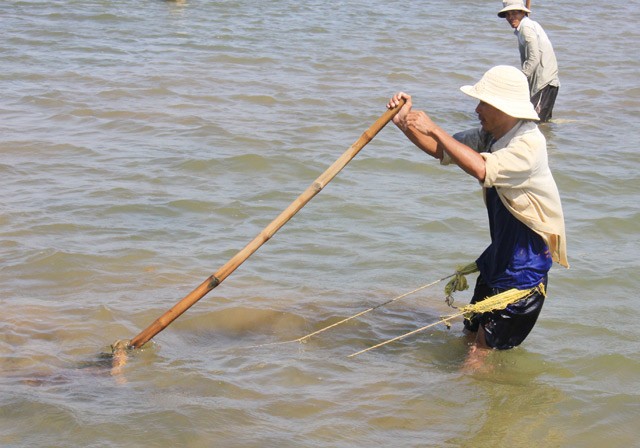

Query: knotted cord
444 261 479 306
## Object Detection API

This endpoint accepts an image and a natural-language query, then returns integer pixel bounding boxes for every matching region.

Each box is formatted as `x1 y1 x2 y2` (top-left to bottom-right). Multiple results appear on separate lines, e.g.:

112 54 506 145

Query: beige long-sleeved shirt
445 121 569 268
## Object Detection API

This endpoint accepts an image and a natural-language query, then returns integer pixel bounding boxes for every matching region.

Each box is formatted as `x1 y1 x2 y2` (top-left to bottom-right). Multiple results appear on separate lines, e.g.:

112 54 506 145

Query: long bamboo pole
128 99 406 349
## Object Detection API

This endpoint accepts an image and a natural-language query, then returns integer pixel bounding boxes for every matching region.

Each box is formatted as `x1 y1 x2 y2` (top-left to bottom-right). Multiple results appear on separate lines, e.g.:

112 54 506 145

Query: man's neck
516 15 530 31
491 118 520 141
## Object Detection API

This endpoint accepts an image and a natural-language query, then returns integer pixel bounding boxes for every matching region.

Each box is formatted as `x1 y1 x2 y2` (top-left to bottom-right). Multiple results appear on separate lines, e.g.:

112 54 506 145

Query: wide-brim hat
497 0 531 18
460 65 539 121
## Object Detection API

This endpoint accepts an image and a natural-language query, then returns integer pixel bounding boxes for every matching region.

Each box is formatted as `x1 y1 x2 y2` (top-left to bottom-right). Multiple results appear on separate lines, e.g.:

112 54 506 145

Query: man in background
498 0 560 122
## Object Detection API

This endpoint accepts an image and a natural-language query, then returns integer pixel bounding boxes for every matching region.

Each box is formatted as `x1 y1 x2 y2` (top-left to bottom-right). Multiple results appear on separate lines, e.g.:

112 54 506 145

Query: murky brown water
1 0 639 446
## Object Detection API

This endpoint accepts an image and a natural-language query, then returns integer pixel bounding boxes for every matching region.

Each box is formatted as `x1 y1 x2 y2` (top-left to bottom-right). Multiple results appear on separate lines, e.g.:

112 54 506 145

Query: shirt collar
491 120 527 152
515 15 530 33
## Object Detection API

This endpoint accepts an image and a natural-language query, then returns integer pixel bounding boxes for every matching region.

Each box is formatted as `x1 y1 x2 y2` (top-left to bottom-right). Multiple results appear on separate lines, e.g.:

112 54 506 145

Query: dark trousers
463 275 547 350
531 84 559 123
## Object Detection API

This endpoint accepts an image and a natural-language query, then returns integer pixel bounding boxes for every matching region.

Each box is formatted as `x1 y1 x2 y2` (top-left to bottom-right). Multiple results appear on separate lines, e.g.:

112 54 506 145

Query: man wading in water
498 0 560 123
387 65 568 369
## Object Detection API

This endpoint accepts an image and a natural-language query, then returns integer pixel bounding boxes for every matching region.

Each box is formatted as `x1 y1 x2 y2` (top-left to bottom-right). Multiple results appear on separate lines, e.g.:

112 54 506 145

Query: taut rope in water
348 283 546 358
244 274 455 349
111 262 546 367
245 262 481 350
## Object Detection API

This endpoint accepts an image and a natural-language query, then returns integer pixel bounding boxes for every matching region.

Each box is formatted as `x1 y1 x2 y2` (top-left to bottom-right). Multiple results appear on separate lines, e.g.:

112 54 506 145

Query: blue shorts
463 275 547 350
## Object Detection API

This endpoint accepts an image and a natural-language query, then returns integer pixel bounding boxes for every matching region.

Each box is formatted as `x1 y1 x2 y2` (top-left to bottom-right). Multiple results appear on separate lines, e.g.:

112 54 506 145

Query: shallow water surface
1 0 639 446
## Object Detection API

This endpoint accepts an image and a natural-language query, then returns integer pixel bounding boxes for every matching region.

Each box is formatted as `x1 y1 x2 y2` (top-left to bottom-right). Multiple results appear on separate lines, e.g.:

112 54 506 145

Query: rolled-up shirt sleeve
481 138 540 189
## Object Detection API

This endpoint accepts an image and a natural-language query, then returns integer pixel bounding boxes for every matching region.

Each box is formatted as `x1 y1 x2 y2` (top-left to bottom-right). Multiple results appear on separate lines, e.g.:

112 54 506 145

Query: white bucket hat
460 65 539 120
497 0 531 18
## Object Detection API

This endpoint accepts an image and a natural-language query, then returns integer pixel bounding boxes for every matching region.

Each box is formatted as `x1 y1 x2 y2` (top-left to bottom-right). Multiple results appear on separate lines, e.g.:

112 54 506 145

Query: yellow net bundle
458 282 546 318
443 260 546 317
